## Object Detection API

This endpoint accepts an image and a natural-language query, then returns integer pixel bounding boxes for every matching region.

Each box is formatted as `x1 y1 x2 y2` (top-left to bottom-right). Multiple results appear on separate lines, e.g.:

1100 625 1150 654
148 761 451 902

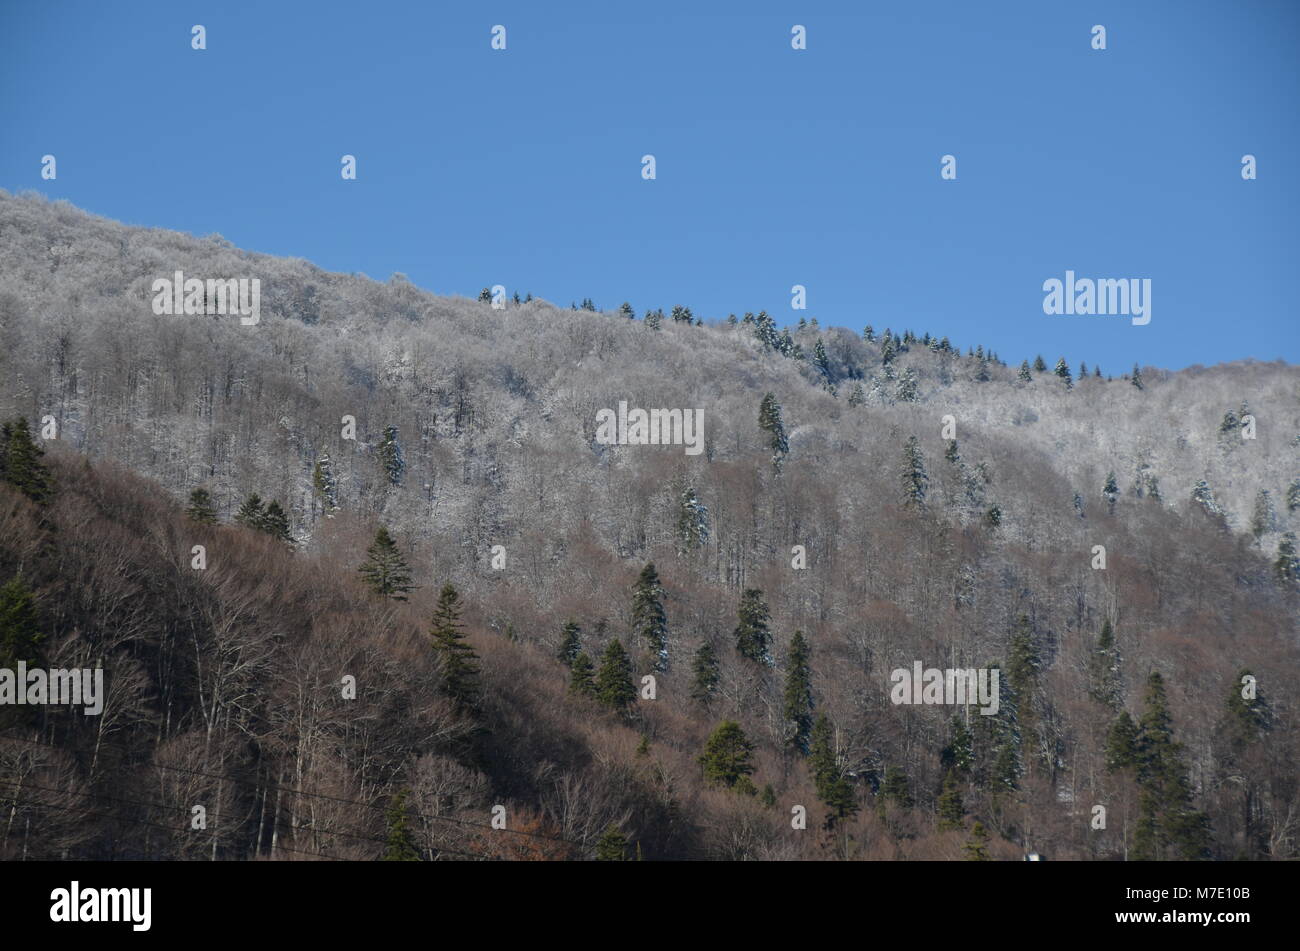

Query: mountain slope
0 191 1297 860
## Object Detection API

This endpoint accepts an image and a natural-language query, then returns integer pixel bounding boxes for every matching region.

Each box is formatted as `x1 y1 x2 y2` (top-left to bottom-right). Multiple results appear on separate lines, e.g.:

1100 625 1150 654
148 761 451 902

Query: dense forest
0 192 1297 860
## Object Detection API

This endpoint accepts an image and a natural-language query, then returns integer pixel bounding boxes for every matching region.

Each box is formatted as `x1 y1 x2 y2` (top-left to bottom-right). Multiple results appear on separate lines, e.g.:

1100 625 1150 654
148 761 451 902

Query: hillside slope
0 192 1297 860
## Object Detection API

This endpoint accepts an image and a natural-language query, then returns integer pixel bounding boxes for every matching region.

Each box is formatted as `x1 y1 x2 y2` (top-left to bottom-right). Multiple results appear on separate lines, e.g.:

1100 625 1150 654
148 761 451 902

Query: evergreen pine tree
619 302 635 320
733 588 773 665
963 821 990 860
895 367 919 402
260 500 293 543
1054 357 1073 388
631 563 669 670
234 493 264 529
781 631 814 754
312 453 339 512
569 651 596 697
1131 364 1144 390
0 576 44 669
690 642 720 705
1103 471 1119 514
812 340 832 380
808 713 857 823
1250 489 1277 541
758 393 789 472
1088 618 1122 708
1134 672 1212 859
1 418 53 504
940 715 974 775
383 791 420 861
595 824 629 860
699 720 756 789
557 620 582 664
847 381 865 406
429 584 480 709
185 488 219 524
358 526 415 600
880 766 914 809
379 425 405 486
1275 532 1299 583
936 770 965 830
1105 710 1140 772
1033 355 1047 373
1018 360 1032 382
675 486 710 554
594 639 636 712
901 435 928 507
1191 479 1222 516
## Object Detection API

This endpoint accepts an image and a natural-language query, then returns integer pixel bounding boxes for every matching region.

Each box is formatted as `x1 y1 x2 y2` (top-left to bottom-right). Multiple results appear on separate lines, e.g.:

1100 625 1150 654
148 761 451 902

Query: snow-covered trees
895 367 919 402
1103 471 1120 514
313 452 339 513
1054 357 1073 388
379 426 405 486
676 484 710 553
758 393 789 471
1192 479 1223 517
901 436 928 507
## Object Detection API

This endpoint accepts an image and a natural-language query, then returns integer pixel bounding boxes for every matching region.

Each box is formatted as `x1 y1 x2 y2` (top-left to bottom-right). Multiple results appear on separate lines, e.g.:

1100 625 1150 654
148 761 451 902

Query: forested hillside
0 191 1297 860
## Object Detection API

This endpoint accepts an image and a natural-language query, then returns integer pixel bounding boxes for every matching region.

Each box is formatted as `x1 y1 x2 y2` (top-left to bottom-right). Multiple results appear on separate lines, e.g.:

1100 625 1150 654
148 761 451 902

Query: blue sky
2 0 1297 371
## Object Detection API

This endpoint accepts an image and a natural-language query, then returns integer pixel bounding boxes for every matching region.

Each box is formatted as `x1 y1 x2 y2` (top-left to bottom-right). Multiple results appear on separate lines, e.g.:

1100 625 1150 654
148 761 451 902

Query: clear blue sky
2 0 1297 371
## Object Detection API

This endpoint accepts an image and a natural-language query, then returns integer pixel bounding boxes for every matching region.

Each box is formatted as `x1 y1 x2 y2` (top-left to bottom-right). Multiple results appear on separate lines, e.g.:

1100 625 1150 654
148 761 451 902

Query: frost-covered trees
1054 357 1073 388
1191 479 1223 517
758 393 789 472
313 453 339 512
379 426 405 486
812 339 832 382
901 436 928 507
1018 360 1032 383
1275 533 1299 583
1103 472 1120 514
1250 489 1277 541
676 484 710 553
895 367 919 402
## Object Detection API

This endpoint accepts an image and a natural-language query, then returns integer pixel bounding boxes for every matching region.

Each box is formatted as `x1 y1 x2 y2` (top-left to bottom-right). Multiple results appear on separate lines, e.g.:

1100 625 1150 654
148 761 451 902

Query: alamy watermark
1042 270 1150 326
594 401 703 456
890 662 1000 715
0 663 104 715
151 270 260 325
